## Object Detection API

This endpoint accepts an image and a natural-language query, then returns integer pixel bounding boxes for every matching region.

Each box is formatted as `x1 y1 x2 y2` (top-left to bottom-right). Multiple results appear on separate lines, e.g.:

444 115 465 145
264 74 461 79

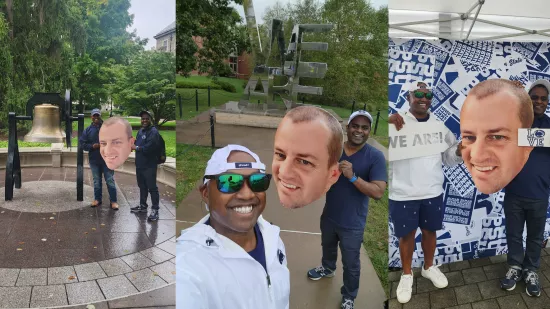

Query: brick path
388 249 550 309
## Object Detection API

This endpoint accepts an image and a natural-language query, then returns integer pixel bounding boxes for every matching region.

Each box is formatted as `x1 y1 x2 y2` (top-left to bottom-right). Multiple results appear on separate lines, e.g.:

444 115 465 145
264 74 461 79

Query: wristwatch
350 173 358 183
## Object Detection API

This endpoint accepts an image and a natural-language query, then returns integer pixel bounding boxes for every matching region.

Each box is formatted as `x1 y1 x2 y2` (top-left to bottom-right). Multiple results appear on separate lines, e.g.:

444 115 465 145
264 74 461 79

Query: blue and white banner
388 38 550 268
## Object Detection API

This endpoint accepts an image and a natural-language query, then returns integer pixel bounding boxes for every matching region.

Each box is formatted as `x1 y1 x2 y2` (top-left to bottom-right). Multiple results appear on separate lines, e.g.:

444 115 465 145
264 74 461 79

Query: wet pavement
177 118 387 309
0 167 176 308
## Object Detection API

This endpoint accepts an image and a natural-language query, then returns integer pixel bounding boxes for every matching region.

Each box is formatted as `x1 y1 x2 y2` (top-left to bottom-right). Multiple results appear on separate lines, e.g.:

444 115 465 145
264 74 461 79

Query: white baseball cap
528 79 550 94
348 110 373 125
203 144 266 184
408 79 432 91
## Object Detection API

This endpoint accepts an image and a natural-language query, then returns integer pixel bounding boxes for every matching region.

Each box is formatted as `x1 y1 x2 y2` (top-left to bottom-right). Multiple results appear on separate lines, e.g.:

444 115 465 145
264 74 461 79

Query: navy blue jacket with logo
79 123 104 165
134 125 160 168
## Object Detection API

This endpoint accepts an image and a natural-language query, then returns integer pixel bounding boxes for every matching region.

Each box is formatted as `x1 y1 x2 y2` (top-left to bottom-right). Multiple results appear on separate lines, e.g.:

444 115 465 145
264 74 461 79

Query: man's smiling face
460 91 533 194
272 118 340 209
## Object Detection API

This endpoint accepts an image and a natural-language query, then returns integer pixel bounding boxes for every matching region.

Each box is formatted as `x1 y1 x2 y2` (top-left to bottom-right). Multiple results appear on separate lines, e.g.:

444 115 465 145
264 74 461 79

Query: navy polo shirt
205 219 267 272
323 143 388 229
505 114 550 200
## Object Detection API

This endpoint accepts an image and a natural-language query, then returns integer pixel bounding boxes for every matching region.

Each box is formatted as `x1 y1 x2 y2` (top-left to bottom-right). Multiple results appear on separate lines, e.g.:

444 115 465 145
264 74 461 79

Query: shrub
212 79 236 93
176 80 221 90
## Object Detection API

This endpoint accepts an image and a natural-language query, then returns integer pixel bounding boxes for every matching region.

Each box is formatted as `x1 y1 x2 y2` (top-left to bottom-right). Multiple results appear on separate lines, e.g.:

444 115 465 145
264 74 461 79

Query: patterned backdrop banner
388 38 550 268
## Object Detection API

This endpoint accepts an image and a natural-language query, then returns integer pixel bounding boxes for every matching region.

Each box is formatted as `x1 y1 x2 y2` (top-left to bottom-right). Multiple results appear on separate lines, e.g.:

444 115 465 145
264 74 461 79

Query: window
229 56 238 72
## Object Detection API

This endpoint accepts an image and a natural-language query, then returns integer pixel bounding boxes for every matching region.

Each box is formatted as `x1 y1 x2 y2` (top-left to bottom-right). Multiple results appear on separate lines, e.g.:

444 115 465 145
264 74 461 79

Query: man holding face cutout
130 111 162 222
491 79 549 297
389 80 463 304
272 106 343 209
176 144 289 309
81 109 119 210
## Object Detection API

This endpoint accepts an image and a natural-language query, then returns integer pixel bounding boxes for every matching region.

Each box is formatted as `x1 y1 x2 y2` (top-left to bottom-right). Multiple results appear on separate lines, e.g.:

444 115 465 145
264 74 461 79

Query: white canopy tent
389 0 550 42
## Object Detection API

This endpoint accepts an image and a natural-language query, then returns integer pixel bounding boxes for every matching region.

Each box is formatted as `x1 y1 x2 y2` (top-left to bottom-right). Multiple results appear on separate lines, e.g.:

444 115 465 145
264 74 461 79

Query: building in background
154 21 176 53
191 35 251 79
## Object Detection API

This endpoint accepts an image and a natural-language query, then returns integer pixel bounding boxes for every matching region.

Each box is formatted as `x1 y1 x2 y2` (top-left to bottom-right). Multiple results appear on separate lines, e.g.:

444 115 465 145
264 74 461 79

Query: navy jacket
505 114 550 200
135 125 160 168
79 123 104 165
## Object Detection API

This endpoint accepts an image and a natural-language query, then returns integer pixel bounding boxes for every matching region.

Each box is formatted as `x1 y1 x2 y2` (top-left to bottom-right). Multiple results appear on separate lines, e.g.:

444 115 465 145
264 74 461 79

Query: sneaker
307 266 335 280
130 205 147 213
147 209 159 222
396 272 414 304
110 202 119 210
500 266 522 291
341 297 354 309
524 270 541 297
421 265 448 288
91 200 101 208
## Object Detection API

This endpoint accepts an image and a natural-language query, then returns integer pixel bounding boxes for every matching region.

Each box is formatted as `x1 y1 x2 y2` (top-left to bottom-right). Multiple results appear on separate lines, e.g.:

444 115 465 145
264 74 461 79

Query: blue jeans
136 167 159 210
504 192 548 271
90 161 117 203
321 217 364 300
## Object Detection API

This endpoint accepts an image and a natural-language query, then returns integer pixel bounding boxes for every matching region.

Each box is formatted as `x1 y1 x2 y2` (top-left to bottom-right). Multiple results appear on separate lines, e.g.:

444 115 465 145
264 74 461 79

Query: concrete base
0 147 176 189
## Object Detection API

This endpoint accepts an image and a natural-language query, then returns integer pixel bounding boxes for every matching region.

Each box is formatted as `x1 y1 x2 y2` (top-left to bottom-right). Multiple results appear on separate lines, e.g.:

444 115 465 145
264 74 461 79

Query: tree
115 51 176 127
176 0 251 76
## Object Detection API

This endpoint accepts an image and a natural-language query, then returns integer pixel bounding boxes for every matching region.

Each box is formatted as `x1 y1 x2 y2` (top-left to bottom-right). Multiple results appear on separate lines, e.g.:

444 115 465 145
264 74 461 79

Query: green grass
176 143 216 205
0 130 176 158
363 188 389 296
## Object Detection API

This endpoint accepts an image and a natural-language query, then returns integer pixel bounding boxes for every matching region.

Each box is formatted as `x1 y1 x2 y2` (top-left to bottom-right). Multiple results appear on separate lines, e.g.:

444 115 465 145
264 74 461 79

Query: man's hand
339 160 354 179
92 143 100 149
389 113 405 131
131 145 137 151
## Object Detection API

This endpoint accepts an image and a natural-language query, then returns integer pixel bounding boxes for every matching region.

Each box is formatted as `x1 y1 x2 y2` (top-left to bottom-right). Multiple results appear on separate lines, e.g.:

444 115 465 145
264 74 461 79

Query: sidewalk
177 120 387 309
388 252 550 309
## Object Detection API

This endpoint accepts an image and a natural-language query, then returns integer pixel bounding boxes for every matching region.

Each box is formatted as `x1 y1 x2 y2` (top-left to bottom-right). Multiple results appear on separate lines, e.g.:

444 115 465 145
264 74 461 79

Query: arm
340 151 388 200
442 130 463 167
79 128 93 152
136 128 159 155
176 245 208 309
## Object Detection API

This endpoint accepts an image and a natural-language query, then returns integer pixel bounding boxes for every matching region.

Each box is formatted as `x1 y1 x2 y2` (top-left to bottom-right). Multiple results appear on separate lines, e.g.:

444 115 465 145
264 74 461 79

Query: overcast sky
233 0 388 24
128 0 176 50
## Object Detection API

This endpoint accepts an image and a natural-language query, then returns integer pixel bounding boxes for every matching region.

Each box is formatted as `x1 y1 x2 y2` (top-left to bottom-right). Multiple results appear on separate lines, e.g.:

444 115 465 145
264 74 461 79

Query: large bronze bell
24 104 66 143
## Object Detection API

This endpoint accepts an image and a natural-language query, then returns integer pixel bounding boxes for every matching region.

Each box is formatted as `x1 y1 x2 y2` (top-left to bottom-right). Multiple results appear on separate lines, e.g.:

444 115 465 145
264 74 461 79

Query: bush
242 80 248 89
212 79 236 93
176 80 222 90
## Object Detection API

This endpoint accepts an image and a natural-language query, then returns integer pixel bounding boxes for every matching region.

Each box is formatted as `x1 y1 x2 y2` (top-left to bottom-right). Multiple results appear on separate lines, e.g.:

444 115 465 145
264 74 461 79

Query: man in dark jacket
130 110 161 221
79 109 118 210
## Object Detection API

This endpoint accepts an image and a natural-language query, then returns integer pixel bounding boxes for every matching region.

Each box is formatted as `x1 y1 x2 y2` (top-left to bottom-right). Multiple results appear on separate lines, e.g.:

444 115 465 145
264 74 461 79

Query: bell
24 104 66 143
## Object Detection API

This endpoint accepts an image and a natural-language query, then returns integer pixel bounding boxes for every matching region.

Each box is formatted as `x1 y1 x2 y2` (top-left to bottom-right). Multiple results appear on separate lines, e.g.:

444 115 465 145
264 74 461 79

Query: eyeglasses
530 95 549 102
204 173 272 194
413 91 433 100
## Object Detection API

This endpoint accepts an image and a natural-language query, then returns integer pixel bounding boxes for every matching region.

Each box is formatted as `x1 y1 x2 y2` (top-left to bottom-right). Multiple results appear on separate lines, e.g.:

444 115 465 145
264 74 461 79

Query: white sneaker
396 272 414 304
421 265 448 288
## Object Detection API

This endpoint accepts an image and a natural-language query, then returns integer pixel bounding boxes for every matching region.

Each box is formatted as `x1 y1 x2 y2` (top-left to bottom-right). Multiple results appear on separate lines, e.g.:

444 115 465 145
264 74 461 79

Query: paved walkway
177 117 388 309
0 168 176 308
388 251 550 309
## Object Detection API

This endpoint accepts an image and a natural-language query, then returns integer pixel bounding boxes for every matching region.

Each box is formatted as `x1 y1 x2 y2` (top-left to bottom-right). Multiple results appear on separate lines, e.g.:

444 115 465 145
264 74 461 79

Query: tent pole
465 3 483 40
461 0 482 20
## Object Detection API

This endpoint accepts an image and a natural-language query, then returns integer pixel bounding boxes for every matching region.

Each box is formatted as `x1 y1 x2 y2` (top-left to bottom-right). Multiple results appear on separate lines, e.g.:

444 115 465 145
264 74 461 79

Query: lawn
364 188 389 295
0 130 176 158
176 143 216 205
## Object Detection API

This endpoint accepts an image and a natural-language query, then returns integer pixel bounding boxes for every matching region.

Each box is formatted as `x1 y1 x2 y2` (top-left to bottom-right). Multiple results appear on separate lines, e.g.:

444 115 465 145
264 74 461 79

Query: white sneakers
397 265 448 304
421 265 449 288
396 273 414 303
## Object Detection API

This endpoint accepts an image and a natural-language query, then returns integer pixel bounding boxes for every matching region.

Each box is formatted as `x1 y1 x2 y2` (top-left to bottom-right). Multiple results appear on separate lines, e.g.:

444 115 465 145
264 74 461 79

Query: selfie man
99 117 134 171
80 109 118 210
130 111 162 222
497 79 550 297
272 106 343 209
176 145 290 309
307 110 387 309
390 80 463 304
459 79 534 194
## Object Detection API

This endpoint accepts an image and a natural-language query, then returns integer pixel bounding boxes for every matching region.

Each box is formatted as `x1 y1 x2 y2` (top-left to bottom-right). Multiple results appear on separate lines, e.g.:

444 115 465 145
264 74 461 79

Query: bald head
282 106 344 167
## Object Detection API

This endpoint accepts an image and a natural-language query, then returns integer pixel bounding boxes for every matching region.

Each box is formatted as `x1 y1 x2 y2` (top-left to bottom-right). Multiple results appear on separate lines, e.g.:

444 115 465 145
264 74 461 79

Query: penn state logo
278 249 285 264
142 135 146 139
235 162 252 168
527 129 545 147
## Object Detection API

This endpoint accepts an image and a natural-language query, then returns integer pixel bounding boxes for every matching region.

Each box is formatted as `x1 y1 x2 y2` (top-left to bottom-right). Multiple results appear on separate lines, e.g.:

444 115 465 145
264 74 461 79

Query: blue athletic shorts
389 194 444 238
